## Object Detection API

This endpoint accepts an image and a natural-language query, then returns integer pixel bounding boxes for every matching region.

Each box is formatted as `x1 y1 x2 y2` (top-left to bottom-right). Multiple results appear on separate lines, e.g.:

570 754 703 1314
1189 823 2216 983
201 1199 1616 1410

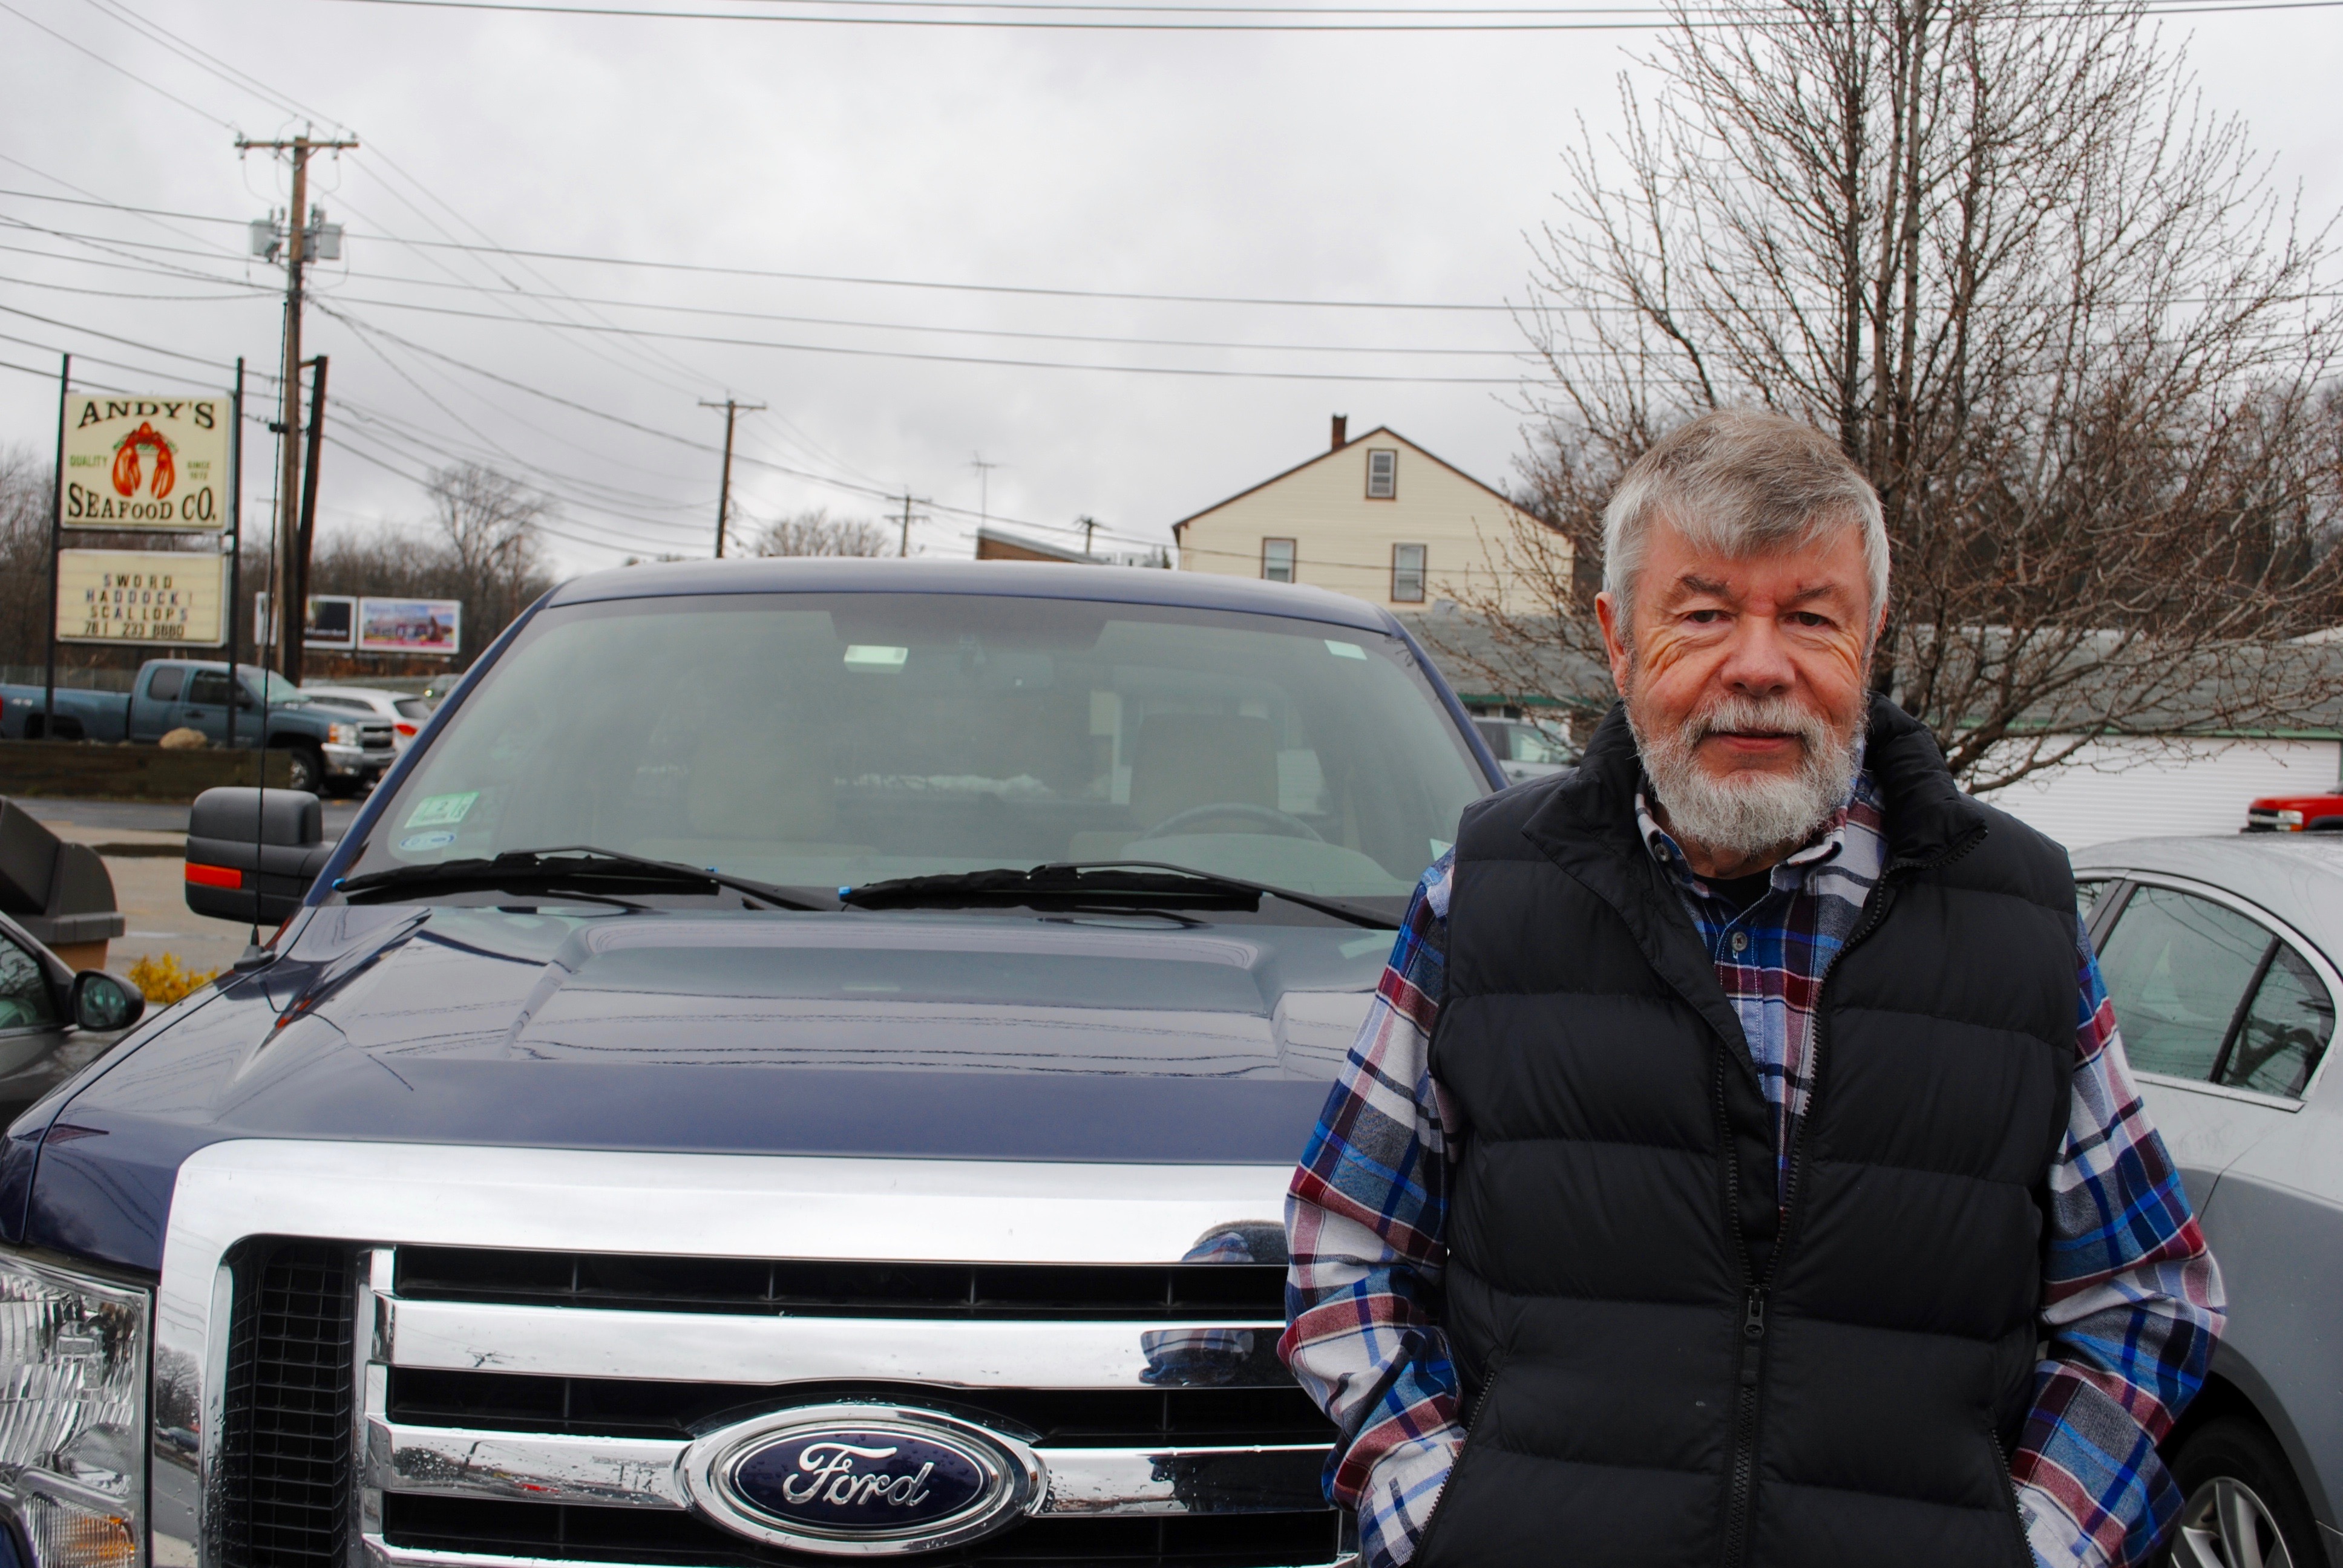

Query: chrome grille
395 1246 1288 1319
218 1240 359 1567
356 1244 1346 1568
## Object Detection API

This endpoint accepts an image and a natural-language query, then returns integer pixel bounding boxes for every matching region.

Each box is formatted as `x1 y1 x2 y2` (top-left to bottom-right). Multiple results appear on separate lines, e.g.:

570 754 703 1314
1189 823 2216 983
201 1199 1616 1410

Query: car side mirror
69 970 145 1033
185 786 333 925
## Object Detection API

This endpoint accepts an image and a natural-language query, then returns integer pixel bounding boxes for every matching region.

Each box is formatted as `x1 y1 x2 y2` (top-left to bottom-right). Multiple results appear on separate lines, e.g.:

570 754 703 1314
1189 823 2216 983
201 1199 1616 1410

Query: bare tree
1449 0 2343 791
0 447 51 668
750 508 894 558
427 463 554 638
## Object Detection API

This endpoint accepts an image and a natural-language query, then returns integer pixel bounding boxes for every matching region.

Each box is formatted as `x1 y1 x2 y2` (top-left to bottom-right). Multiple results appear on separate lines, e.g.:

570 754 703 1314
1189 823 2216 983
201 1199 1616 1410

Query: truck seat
1069 713 1279 861
632 725 872 864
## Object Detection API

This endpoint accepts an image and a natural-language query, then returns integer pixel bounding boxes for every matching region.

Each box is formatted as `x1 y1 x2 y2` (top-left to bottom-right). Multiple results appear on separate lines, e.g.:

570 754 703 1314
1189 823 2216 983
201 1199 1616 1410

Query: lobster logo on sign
110 422 176 500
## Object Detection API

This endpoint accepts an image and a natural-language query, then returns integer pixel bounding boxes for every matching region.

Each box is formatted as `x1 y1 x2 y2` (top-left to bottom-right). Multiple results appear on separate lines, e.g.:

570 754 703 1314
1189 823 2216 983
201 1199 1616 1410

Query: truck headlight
0 1253 148 1566
326 723 360 748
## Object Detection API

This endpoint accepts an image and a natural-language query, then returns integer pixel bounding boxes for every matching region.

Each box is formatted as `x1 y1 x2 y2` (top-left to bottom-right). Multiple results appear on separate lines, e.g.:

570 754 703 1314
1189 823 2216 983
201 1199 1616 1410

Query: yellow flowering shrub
125 953 220 1007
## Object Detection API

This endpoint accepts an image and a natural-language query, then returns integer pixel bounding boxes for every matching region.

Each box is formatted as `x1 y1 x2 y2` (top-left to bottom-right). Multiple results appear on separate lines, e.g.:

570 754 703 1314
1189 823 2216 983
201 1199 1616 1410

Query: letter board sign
58 549 228 646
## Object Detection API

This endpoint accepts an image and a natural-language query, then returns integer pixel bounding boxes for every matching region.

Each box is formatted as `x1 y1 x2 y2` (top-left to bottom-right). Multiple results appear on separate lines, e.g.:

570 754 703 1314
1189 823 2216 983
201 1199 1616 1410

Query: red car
2244 791 2343 831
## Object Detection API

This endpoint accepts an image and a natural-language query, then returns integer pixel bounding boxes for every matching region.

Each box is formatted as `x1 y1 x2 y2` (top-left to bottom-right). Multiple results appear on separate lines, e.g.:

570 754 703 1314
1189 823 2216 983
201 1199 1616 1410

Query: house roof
975 526 1095 564
1169 426 1521 538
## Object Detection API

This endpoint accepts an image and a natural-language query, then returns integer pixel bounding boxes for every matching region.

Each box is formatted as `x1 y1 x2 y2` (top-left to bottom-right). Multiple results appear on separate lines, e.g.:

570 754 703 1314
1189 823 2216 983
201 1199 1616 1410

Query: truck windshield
238 670 306 706
343 592 1489 911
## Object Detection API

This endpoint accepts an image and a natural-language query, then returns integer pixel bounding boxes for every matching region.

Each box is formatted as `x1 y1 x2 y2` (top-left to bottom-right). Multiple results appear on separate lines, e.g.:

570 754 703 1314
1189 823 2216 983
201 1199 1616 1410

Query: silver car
2071 836 2343 1568
1472 716 1577 785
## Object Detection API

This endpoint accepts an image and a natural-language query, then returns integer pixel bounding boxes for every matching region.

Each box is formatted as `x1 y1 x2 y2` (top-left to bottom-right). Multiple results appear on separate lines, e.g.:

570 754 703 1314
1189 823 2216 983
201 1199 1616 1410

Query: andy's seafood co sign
62 396 230 529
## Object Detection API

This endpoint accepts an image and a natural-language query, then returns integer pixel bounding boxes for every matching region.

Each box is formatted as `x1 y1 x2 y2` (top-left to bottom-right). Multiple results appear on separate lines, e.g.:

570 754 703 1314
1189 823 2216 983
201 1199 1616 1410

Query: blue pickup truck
0 560 1507 1568
0 658 396 794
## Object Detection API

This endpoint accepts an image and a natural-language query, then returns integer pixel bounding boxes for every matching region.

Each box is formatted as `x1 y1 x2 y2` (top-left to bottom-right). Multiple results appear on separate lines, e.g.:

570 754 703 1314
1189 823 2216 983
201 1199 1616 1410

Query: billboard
61 394 231 531
306 595 357 650
254 592 359 650
358 597 460 656
58 550 227 646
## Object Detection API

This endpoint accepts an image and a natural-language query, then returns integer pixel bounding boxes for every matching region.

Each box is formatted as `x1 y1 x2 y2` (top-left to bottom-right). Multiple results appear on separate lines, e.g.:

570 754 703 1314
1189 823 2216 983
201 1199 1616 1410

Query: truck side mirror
68 970 145 1033
185 788 332 925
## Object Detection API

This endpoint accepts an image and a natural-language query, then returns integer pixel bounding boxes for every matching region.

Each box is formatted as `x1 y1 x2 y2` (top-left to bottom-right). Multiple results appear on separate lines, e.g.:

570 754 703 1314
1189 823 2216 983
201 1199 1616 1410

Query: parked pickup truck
0 658 396 794
0 559 1508 1568
2244 791 2343 833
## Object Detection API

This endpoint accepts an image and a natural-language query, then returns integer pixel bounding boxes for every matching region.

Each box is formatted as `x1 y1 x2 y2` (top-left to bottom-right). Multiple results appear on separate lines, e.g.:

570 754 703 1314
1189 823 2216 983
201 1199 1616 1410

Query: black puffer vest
1418 696 2076 1568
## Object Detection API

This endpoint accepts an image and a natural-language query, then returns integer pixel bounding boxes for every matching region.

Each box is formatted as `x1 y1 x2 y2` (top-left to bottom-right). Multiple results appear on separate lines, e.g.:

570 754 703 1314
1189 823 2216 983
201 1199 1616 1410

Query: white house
1171 417 1548 613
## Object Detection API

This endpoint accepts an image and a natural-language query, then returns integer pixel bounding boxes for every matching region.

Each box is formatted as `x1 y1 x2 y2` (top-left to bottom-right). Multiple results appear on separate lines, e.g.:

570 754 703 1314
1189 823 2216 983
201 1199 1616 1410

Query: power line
306 291 1524 382
321 430 683 556
0 186 1521 311
14 217 2342 354
76 0 352 132
2 227 1537 354
309 0 2343 27
326 310 719 522
0 1 235 125
0 301 723 554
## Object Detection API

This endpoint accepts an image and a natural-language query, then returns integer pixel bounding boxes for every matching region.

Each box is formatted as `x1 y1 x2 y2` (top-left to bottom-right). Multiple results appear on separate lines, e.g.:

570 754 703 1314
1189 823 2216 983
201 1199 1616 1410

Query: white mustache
1683 694 1833 751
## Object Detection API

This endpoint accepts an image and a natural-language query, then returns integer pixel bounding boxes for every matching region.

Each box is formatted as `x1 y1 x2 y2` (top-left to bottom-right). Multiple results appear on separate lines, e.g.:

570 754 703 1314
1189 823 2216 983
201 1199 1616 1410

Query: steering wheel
1137 802 1325 843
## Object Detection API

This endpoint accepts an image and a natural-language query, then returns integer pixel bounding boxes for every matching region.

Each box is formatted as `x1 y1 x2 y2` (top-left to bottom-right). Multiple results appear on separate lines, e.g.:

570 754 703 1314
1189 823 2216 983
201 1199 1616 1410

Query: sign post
44 355 68 737
228 358 244 750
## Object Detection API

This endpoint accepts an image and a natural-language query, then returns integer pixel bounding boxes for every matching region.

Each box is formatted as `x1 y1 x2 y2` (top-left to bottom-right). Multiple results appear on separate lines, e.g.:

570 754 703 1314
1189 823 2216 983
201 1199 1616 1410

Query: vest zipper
1720 1284 1768 1564
1715 834 1976 1568
1414 1348 1508 1564
1714 1046 1765 1568
1985 1430 2035 1568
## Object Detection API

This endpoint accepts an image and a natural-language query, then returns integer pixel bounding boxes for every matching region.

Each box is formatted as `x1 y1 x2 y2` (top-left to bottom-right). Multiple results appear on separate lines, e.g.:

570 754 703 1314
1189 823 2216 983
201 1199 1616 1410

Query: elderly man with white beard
1279 410 2224 1568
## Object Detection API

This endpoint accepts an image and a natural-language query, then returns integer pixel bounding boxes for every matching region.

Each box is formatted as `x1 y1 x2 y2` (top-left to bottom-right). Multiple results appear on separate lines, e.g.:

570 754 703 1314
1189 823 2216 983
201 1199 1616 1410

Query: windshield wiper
335 846 830 911
839 861 1397 929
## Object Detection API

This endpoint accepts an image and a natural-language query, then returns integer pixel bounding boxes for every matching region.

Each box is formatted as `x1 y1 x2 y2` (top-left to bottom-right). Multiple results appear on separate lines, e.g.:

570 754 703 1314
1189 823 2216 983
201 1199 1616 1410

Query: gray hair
1602 409 1890 636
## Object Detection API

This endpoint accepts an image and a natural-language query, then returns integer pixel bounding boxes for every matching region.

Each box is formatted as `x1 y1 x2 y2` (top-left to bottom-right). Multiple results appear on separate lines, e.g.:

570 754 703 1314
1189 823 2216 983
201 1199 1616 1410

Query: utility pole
700 397 764 558
238 129 356 676
43 353 66 739
1078 515 1099 557
894 492 929 558
289 355 329 686
969 453 1000 528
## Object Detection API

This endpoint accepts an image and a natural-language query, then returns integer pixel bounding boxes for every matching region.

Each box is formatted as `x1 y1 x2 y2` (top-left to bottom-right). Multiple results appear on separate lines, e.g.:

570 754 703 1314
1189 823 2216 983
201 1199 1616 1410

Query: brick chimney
1331 414 1349 451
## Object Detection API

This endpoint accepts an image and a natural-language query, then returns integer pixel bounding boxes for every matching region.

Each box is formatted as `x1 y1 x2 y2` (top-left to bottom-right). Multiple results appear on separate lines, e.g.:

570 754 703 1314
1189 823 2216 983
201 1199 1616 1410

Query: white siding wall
1982 737 2341 850
1175 433 1546 612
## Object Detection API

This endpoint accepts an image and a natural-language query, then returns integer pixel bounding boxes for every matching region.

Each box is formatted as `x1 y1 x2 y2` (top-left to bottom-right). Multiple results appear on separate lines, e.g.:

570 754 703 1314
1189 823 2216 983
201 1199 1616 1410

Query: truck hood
9 903 1384 1271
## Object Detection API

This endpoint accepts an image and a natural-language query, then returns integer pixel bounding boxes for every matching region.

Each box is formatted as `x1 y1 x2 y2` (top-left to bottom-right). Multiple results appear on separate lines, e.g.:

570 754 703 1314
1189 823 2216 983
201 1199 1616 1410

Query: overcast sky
3 0 2337 573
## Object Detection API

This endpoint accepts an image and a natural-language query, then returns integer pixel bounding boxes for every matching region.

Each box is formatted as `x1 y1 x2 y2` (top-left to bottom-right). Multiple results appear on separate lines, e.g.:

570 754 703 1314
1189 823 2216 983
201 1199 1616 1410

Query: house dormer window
1366 449 1397 499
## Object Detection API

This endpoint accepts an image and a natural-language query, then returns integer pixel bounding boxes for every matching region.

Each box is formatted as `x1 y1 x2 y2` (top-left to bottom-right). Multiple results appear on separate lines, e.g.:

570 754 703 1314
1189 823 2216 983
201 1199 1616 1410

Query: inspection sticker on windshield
399 830 459 852
404 791 479 829
1325 640 1368 659
844 644 909 670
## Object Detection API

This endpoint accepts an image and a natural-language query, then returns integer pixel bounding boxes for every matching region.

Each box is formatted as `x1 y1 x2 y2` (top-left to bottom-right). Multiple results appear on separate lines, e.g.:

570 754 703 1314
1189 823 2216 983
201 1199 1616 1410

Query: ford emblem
680 1403 1046 1556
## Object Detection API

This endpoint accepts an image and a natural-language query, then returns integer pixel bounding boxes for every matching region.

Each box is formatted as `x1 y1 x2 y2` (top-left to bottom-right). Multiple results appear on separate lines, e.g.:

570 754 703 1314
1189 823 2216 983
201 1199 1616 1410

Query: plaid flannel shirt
1279 771 2224 1568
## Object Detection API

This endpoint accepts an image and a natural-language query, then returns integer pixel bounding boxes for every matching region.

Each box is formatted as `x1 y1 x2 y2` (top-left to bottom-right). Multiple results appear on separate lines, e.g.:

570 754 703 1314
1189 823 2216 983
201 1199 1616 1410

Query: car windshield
342 591 1489 912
